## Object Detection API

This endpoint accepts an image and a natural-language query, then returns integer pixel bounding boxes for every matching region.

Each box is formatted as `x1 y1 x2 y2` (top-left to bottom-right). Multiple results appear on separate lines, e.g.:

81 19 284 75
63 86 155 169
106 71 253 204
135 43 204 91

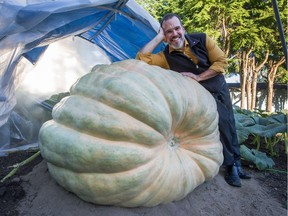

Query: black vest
163 33 225 93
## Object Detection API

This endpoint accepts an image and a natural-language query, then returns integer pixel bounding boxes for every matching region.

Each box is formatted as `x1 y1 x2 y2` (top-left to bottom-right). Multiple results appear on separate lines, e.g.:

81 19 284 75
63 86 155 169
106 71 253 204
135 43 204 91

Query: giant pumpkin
39 59 223 207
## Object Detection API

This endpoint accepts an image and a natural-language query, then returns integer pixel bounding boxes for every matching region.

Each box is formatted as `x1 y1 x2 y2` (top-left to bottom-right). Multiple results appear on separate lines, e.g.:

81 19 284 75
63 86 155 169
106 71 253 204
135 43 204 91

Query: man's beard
169 36 185 49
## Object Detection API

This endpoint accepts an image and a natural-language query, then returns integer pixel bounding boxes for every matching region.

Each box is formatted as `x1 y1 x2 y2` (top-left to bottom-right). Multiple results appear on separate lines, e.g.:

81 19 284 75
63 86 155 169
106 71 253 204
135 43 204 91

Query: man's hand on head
157 27 166 42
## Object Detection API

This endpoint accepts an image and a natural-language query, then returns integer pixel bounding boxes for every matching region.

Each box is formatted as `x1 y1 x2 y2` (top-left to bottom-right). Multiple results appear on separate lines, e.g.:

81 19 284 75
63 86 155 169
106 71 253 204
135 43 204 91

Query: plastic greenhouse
0 0 165 155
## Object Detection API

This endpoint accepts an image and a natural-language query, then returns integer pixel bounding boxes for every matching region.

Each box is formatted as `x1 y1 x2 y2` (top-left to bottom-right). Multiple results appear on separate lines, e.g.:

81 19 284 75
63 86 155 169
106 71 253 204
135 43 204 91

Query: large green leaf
234 112 255 143
250 115 270 125
266 113 287 124
246 123 287 138
234 112 256 126
240 145 275 170
234 110 287 143
41 92 70 111
251 113 287 126
236 128 250 144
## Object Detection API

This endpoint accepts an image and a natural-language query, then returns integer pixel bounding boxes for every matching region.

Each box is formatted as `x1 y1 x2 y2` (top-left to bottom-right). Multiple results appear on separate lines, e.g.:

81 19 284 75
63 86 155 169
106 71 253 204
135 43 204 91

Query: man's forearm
139 33 164 53
181 69 219 82
197 69 219 81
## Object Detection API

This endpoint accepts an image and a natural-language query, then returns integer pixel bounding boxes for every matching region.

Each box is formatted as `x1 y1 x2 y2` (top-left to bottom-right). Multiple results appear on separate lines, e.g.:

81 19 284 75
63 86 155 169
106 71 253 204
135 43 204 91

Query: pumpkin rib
123 150 177 206
183 149 222 180
70 69 173 138
175 96 218 138
51 95 166 146
176 115 218 140
174 148 206 189
178 120 219 142
40 123 164 173
106 60 216 136
139 148 205 206
182 143 223 167
132 65 190 132
127 149 185 206
46 152 170 207
115 153 172 207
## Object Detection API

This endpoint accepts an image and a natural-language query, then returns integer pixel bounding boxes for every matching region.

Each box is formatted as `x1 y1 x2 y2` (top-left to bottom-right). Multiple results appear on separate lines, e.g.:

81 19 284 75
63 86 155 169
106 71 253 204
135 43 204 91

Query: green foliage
234 107 287 158
226 57 240 76
135 0 172 21
275 67 288 83
41 92 70 112
240 145 275 170
236 105 286 170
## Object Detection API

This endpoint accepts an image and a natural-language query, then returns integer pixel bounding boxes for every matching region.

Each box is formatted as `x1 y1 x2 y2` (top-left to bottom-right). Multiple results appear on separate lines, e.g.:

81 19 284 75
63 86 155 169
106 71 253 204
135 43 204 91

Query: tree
262 56 286 111
250 51 269 110
252 0 287 111
135 0 170 21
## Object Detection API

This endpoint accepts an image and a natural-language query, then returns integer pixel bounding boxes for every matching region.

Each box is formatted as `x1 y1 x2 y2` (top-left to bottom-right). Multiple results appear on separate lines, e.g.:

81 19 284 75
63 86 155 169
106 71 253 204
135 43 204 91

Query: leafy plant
240 145 275 170
41 92 70 111
234 107 287 169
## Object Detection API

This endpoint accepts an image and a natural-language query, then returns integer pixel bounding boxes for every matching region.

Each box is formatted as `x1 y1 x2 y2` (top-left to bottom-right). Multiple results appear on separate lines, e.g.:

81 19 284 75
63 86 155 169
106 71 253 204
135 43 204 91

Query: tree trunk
251 51 269 110
251 66 258 110
246 58 252 110
266 57 285 112
221 17 230 57
240 51 246 109
239 49 252 109
266 77 274 112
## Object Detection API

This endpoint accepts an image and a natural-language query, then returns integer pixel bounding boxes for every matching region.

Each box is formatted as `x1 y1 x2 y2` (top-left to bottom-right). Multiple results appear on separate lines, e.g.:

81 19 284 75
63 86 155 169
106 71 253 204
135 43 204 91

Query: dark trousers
210 83 240 166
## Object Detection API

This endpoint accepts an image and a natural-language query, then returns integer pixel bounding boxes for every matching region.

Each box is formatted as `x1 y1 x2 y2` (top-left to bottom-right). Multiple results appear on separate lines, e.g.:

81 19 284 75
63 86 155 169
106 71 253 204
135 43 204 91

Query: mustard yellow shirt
136 35 227 74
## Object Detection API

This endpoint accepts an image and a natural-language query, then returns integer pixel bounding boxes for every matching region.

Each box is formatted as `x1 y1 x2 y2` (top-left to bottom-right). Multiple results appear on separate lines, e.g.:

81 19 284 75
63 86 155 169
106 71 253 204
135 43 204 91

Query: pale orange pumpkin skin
39 59 223 207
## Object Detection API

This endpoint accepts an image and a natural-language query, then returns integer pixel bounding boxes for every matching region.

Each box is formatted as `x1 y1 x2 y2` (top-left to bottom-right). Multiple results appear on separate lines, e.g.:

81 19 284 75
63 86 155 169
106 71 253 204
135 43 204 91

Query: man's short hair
160 13 183 27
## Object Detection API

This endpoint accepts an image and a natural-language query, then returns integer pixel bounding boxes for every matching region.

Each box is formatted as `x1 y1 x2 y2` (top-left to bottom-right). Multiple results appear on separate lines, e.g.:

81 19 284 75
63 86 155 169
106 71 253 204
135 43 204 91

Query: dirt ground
0 142 287 216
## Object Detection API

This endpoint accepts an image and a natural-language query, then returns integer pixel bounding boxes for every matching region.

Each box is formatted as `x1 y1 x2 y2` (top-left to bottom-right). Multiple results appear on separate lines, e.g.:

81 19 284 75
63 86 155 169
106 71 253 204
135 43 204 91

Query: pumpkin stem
168 137 180 149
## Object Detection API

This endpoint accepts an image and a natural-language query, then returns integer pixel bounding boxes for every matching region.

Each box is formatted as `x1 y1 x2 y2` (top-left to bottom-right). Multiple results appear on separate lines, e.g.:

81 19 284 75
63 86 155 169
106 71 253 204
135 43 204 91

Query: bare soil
0 150 42 216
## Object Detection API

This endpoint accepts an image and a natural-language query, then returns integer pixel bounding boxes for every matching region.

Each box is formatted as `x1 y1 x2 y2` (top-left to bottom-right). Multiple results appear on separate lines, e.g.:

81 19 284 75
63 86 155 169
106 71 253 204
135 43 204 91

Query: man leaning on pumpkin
136 13 251 187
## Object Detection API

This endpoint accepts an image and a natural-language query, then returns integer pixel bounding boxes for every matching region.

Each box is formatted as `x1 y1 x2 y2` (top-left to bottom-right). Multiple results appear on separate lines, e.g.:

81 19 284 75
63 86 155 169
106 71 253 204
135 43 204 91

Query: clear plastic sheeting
0 0 165 156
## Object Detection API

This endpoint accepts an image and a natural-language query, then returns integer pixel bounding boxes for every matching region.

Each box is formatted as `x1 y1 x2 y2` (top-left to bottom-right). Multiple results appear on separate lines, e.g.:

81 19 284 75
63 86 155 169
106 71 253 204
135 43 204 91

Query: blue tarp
0 0 165 154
